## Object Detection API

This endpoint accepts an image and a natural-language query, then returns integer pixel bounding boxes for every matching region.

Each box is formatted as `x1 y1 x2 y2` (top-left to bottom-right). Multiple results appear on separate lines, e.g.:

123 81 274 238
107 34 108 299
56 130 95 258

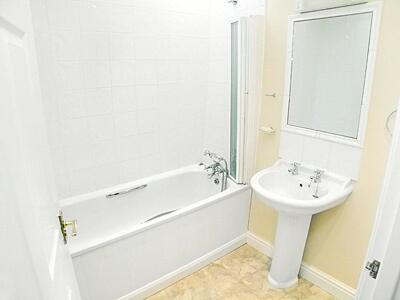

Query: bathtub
61 165 251 300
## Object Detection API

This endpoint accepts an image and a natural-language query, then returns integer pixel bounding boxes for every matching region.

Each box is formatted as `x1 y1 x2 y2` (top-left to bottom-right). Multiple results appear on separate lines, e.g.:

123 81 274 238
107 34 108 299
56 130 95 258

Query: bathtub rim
61 165 249 258
61 164 210 207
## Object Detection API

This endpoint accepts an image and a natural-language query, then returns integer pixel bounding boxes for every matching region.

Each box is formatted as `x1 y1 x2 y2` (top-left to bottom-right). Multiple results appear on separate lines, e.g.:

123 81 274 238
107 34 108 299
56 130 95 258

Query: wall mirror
282 4 380 146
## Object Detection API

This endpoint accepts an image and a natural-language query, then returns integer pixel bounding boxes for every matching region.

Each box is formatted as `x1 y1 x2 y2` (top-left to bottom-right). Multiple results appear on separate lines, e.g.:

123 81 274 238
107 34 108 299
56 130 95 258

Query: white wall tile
157 12 181 36
112 86 137 112
157 108 181 132
136 85 157 110
208 60 229 83
87 115 115 142
46 121 64 148
137 133 159 156
79 1 110 32
59 91 86 119
117 135 141 161
207 83 229 107
109 33 135 60
46 0 80 30
279 132 363 179
62 118 89 146
65 143 94 171
181 61 209 84
119 154 161 183
157 62 181 84
157 37 181 60
208 16 230 37
279 131 304 163
174 0 211 15
55 61 85 91
85 88 113 116
84 61 111 88
180 14 209 36
157 84 182 109
115 112 138 137
327 143 362 179
69 167 96 195
137 109 158 134
51 31 81 60
90 164 120 191
110 61 136 86
159 128 184 152
209 37 229 60
131 9 160 36
302 136 332 169
108 6 135 33
91 141 117 166
81 33 110 60
134 61 158 85
118 158 141 183
133 37 161 60
203 124 229 160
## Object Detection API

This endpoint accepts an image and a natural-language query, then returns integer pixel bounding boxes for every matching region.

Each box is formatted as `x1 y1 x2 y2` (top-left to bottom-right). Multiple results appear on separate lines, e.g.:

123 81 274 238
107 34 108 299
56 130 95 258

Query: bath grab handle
143 209 177 223
106 184 148 198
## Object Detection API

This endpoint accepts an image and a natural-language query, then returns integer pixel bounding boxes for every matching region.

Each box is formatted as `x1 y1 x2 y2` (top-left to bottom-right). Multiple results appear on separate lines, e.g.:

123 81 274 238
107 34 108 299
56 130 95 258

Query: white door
356 99 400 300
0 1 81 299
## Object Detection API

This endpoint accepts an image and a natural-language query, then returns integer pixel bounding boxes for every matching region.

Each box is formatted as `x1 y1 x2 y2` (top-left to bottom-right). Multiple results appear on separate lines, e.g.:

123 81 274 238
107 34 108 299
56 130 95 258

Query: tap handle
205 165 214 171
311 169 324 180
203 149 223 163
289 162 301 169
204 150 210 156
315 169 324 175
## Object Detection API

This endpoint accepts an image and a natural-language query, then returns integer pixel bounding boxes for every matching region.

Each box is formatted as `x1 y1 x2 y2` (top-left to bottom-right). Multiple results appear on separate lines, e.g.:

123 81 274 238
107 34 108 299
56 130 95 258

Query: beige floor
147 245 335 300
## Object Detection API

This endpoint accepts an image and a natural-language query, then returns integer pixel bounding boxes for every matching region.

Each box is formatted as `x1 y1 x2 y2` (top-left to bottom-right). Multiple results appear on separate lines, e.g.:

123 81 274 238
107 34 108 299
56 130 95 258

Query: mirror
287 12 373 139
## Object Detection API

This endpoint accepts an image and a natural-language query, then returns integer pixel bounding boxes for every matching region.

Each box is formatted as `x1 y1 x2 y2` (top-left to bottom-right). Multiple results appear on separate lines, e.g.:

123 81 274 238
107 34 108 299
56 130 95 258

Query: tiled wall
30 0 210 198
30 0 263 198
279 131 362 179
203 3 230 159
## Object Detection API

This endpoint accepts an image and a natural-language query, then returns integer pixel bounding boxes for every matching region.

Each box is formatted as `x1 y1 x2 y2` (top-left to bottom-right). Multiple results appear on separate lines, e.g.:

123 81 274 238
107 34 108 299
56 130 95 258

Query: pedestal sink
250 159 353 289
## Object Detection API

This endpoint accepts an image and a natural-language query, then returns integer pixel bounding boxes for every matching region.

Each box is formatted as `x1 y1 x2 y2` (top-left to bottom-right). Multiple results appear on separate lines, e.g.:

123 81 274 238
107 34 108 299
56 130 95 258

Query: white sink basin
251 160 353 215
250 159 353 289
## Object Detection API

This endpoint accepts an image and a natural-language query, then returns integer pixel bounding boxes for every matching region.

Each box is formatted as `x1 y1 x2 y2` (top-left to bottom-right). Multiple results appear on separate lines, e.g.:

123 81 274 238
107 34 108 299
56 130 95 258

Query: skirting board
119 234 248 300
247 232 357 300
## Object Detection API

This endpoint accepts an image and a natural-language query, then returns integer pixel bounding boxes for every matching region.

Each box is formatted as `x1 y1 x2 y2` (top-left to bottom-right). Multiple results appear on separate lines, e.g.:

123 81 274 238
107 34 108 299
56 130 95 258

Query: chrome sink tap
202 150 229 192
308 169 324 198
288 162 301 175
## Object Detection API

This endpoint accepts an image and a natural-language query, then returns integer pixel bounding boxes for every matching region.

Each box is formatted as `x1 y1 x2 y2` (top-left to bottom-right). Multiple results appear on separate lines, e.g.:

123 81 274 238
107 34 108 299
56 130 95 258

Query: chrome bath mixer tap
201 150 229 192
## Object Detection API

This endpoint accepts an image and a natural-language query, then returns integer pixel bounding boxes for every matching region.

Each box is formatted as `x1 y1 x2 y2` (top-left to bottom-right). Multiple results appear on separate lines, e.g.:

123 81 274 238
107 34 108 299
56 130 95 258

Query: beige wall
249 0 400 288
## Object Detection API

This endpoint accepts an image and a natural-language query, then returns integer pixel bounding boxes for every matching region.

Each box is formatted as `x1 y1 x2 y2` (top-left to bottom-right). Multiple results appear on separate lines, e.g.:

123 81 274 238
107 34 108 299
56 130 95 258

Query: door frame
356 98 400 299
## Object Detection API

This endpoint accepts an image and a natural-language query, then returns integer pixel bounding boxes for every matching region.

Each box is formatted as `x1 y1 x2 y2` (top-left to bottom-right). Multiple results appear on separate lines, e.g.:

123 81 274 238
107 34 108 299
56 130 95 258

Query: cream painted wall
249 0 400 288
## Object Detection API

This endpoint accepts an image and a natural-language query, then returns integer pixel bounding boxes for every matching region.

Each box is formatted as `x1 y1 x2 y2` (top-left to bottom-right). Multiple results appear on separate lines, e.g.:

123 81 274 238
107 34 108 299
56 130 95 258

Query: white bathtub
61 165 251 300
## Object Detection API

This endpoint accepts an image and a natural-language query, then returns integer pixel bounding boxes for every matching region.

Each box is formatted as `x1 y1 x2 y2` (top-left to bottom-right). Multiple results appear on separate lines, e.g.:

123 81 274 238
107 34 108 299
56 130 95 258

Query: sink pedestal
268 213 312 288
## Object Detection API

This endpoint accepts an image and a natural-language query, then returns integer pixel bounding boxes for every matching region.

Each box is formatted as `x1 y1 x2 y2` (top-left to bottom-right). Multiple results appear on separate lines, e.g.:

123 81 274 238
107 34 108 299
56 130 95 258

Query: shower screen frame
229 17 249 184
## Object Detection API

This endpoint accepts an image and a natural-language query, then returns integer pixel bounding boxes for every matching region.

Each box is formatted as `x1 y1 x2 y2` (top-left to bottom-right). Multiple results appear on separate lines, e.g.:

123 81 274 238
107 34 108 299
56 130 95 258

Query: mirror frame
281 2 382 148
